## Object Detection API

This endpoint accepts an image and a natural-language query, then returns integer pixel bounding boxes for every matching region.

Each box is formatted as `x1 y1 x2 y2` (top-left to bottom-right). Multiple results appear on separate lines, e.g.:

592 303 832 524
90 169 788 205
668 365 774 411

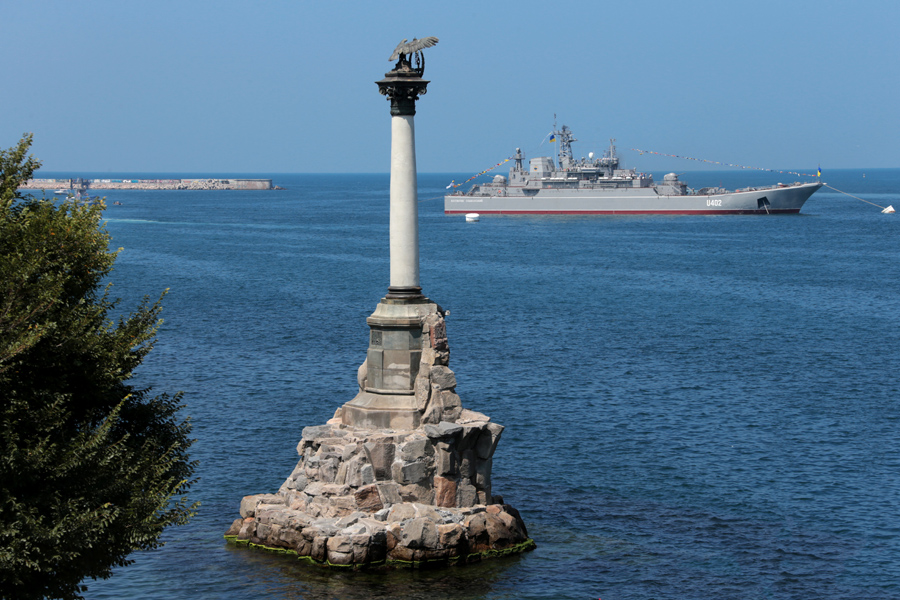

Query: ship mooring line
824 184 887 210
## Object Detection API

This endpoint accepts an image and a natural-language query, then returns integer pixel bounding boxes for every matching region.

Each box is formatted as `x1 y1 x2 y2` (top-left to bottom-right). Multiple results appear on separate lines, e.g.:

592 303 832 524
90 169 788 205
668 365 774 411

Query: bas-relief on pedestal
225 37 534 568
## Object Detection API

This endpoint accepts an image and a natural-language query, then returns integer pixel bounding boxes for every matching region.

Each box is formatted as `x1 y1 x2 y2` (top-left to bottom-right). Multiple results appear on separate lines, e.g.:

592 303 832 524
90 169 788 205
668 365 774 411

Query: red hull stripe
445 209 801 215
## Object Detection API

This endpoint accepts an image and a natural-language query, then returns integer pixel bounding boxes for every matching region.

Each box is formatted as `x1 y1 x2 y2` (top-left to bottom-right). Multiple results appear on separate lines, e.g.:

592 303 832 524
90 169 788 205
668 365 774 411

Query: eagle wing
389 36 439 60
389 39 408 61
407 37 439 53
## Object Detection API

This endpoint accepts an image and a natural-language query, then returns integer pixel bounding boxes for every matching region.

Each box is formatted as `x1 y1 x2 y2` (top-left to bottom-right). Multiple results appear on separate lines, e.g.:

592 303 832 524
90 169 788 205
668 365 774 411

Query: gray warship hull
445 181 822 215
444 125 823 215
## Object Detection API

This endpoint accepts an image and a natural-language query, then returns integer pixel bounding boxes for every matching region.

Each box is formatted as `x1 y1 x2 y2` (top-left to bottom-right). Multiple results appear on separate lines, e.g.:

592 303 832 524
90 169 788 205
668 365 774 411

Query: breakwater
22 178 274 191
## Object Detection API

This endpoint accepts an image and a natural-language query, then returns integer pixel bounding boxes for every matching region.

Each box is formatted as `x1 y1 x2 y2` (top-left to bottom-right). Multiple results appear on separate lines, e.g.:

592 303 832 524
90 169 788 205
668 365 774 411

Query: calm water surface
54 169 899 599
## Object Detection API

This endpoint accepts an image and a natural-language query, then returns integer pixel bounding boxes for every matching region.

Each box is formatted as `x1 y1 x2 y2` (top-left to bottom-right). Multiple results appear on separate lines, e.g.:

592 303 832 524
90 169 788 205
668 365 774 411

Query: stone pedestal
225 309 534 567
339 298 434 430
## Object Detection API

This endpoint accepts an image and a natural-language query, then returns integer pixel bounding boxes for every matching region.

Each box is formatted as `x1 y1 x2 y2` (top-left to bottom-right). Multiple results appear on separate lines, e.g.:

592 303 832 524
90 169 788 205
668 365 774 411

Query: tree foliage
0 135 196 600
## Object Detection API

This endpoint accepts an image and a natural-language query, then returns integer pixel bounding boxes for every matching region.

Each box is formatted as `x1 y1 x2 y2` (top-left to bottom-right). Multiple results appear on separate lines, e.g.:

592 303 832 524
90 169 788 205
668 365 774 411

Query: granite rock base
225 419 533 567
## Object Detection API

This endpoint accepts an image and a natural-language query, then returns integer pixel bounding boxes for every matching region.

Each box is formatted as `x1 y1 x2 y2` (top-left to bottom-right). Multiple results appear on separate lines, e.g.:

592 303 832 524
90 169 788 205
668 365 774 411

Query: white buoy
465 213 480 222
882 205 895 214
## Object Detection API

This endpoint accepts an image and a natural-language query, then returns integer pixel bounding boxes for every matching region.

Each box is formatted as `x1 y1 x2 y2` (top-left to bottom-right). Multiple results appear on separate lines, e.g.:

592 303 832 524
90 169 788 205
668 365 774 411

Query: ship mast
555 125 576 171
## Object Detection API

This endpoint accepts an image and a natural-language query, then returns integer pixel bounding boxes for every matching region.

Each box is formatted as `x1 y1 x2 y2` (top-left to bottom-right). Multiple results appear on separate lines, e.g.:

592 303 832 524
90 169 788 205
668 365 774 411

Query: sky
2 0 898 174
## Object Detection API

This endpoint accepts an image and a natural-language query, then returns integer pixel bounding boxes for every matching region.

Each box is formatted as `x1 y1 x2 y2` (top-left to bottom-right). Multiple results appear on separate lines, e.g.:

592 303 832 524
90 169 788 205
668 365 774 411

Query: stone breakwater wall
226 418 533 567
21 178 273 190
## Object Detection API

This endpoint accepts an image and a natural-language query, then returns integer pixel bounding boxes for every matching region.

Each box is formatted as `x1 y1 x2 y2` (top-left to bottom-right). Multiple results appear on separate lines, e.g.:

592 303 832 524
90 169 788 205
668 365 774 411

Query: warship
444 125 822 215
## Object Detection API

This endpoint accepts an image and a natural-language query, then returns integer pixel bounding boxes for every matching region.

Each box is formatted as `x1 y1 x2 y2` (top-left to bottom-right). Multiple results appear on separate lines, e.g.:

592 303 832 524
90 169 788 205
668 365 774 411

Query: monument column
377 55 431 300
339 38 438 429
388 114 421 297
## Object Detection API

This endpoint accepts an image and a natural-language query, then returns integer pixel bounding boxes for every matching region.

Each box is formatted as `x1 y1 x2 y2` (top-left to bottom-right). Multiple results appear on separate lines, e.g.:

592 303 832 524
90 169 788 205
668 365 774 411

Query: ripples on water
71 170 900 599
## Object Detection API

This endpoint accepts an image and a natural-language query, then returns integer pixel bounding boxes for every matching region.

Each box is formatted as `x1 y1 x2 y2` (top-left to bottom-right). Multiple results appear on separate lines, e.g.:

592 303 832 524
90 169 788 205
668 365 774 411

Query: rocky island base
225 418 534 568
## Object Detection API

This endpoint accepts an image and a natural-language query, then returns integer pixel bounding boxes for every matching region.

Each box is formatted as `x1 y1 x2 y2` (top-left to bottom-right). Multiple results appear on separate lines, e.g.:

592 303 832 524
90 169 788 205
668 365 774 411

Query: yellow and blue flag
548 134 556 143
817 166 822 178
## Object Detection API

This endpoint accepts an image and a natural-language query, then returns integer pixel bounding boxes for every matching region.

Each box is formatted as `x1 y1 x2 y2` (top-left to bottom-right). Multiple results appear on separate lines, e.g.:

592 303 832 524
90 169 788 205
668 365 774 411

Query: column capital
376 72 429 116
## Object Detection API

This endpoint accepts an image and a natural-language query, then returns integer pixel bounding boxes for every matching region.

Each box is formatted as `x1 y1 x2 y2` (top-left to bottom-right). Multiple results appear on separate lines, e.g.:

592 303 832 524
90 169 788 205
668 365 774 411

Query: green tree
0 135 196 600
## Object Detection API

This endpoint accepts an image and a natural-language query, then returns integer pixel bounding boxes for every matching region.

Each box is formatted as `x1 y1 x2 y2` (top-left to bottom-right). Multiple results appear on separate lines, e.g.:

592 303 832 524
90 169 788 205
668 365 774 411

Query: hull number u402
707 198 722 207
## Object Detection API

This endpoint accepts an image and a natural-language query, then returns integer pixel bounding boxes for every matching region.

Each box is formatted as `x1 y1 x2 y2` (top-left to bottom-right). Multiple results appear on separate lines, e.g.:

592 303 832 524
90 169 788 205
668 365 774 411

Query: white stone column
389 115 420 291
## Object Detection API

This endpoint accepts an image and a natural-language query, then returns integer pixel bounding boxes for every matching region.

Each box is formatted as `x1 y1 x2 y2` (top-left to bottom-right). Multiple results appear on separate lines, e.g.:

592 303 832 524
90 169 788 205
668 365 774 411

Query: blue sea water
50 169 899 599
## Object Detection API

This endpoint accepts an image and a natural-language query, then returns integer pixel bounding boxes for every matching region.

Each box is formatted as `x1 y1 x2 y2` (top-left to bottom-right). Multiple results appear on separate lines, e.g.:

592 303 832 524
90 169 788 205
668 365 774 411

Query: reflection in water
224 543 525 599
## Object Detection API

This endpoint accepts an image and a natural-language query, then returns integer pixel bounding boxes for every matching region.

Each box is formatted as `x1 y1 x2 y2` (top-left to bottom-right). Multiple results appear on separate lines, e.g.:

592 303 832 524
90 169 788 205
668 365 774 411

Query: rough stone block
441 406 462 422
364 440 395 481
400 517 439 549
459 449 476 480
309 518 339 538
458 409 490 423
411 503 442 523
393 460 429 485
430 366 457 390
400 483 434 505
341 443 358 462
296 538 312 556
440 390 461 409
385 523 402 551
327 535 353 554
368 531 387 562
225 518 243 536
414 374 431 410
319 457 339 483
321 484 350 497
328 550 354 565
376 481 403 505
389 544 422 563
285 474 308 492
304 482 325 497
374 508 390 521
239 493 282 518
434 476 458 508
335 512 364 529
485 512 513 547
399 436 432 461
334 461 348 485
330 495 357 517
458 424 483 450
457 483 477 508
475 457 492 488
354 484 384 513
255 523 272 543
360 464 375 485
437 522 464 549
238 519 257 540
345 456 363 488
420 346 436 367
503 504 529 538
278 527 304 548
435 447 458 477
301 424 333 442
475 423 505 460
387 503 416 523
465 513 489 551
351 534 372 563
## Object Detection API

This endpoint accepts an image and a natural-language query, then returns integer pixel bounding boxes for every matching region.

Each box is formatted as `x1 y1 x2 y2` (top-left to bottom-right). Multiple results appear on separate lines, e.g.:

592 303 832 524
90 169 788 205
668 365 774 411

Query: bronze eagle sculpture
389 37 439 61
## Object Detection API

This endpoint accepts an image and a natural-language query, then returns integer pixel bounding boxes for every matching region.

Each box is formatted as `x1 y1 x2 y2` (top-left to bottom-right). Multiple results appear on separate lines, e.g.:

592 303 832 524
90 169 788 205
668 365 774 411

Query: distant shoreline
21 178 275 191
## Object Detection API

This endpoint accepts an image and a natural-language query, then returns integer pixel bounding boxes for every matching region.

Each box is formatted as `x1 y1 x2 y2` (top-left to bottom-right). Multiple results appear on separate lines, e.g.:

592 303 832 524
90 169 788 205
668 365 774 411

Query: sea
34 169 900 599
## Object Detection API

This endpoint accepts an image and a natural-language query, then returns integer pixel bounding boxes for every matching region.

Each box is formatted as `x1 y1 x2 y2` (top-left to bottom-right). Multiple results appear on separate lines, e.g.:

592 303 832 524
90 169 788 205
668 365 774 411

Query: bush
0 135 196 600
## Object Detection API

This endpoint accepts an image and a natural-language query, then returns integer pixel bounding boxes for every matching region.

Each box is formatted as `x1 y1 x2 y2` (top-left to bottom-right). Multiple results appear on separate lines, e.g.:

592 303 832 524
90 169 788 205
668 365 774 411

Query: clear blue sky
3 0 898 174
